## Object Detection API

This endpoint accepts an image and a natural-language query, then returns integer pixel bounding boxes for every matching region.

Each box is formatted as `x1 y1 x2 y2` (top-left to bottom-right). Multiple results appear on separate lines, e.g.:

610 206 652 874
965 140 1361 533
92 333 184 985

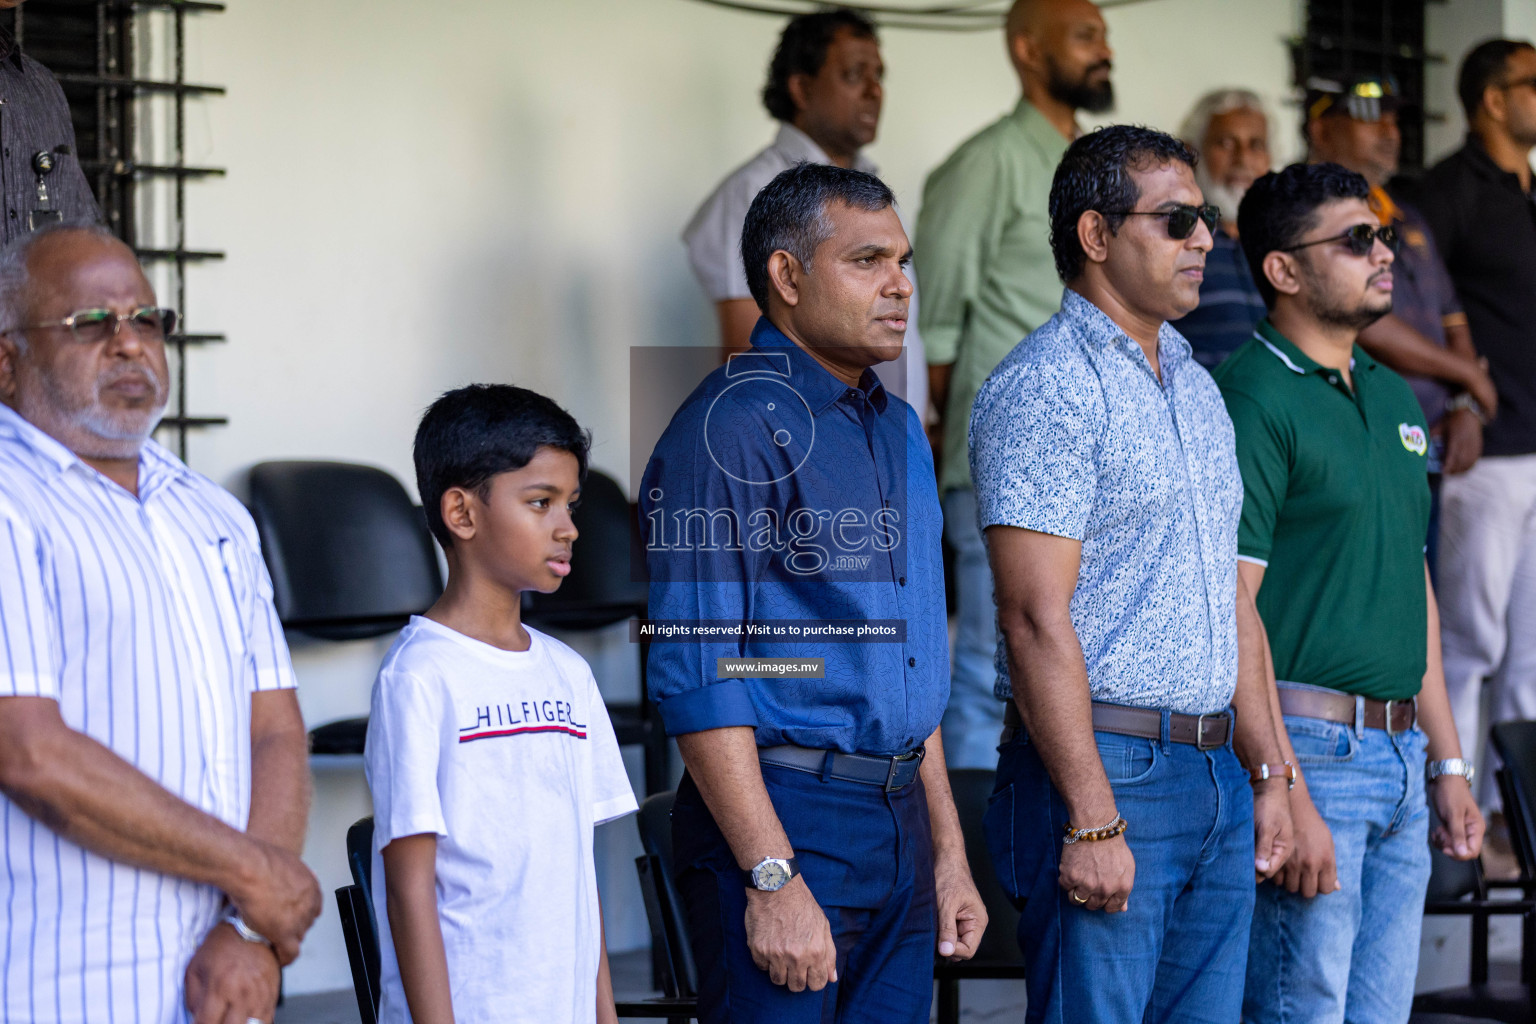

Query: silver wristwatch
222 906 271 946
1427 758 1476 784
743 856 800 892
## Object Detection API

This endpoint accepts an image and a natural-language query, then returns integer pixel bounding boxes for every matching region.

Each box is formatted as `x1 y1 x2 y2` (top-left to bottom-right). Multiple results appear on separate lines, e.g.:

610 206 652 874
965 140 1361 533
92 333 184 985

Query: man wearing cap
1218 162 1483 1024
1306 74 1497 563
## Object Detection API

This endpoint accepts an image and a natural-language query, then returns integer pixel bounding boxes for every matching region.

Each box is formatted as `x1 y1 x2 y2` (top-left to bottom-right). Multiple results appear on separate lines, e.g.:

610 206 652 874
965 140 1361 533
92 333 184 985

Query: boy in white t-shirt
365 384 638 1024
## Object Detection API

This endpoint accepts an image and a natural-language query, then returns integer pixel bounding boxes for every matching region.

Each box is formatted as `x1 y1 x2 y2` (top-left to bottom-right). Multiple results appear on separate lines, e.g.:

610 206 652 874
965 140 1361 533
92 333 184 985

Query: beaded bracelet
1062 815 1127 845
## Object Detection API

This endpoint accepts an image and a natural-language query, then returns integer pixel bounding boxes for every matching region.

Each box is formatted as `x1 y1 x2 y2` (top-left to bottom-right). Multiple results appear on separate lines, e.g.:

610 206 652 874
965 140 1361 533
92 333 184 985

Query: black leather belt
758 744 925 792
1001 699 1232 750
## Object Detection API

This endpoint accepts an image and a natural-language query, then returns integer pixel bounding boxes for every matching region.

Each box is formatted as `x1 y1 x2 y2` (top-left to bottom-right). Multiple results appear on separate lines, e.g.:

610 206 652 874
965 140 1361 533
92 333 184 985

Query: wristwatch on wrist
1427 758 1476 785
1446 392 1489 425
743 856 800 892
222 906 271 946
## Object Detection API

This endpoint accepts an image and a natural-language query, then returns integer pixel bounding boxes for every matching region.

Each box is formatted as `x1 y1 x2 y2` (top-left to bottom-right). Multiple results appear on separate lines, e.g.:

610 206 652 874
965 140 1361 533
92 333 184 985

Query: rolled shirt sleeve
641 436 764 737
915 141 1008 367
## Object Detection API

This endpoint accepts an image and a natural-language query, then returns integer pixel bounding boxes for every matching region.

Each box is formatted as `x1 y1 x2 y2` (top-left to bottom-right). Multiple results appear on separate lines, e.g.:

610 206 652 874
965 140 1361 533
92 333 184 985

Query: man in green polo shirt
915 0 1112 768
1216 161 1484 1024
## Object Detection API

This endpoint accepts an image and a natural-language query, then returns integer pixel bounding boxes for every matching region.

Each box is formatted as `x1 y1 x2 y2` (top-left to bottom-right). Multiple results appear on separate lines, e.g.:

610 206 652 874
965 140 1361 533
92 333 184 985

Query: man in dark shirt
0 6 99 242
643 163 985 1024
1417 38 1536 791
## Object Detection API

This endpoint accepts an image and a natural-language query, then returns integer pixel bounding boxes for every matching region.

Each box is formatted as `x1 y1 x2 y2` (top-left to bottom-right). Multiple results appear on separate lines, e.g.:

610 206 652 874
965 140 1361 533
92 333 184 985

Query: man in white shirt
0 222 321 1024
683 7 928 414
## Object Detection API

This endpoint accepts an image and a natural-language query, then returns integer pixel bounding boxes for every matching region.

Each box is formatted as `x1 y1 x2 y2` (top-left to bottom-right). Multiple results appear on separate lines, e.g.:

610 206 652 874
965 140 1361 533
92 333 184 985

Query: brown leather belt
1001 699 1232 750
1276 681 1416 732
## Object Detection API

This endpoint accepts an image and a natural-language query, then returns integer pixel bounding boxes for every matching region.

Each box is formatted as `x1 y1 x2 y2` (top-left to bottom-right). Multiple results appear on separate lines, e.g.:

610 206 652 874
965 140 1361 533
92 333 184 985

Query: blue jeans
1244 715 1431 1024
985 721 1255 1023
940 488 1004 769
671 764 937 1024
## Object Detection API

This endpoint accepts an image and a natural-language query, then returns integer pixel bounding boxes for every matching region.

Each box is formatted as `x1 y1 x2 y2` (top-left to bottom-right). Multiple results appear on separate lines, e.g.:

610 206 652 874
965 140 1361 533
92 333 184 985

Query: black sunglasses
1106 203 1221 240
1282 223 1400 257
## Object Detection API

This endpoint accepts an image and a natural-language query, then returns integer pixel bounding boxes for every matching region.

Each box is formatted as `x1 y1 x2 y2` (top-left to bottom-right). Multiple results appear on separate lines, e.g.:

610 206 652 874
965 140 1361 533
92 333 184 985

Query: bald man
915 0 1113 769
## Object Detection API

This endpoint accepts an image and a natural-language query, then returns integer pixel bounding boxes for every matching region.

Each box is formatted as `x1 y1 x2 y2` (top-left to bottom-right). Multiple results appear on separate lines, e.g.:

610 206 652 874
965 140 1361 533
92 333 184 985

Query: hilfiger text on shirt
458 698 587 742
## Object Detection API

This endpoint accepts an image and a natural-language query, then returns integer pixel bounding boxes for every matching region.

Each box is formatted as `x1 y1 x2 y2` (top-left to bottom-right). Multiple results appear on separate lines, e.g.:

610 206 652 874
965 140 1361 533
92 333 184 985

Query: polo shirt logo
1399 423 1428 456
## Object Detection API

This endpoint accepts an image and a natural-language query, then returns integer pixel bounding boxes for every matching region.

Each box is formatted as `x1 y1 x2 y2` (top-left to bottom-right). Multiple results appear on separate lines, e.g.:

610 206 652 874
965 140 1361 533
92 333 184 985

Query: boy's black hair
1047 124 1197 283
761 8 878 123
413 383 590 548
1236 162 1371 309
741 161 895 312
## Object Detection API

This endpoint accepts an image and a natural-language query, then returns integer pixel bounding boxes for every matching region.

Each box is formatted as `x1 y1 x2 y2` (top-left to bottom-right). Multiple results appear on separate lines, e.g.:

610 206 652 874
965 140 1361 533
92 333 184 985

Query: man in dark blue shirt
642 163 984 1024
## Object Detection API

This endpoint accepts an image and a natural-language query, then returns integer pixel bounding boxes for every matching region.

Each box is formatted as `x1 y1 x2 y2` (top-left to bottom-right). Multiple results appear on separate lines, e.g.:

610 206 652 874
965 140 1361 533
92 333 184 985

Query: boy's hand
745 876 838 992
184 921 280 1024
1279 788 1339 897
230 840 321 965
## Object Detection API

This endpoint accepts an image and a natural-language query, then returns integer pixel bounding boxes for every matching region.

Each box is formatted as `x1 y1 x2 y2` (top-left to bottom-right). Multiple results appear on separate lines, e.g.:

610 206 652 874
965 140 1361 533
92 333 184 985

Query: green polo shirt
916 98 1070 493
1214 320 1431 701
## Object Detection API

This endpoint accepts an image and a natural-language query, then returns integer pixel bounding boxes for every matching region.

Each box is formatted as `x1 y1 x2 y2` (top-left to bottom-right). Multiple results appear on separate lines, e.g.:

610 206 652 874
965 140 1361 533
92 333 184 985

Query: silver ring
246 1018 265 1024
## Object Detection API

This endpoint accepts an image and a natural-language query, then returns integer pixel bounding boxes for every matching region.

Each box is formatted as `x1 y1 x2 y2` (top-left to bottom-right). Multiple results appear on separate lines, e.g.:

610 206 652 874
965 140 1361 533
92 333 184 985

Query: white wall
165 0 1307 996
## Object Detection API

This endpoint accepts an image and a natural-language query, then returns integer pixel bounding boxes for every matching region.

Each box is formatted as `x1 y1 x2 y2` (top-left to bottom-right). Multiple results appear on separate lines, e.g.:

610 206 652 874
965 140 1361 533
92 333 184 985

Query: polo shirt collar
0 401 189 496
1254 317 1376 378
1009 97 1074 149
746 317 888 415
770 122 879 177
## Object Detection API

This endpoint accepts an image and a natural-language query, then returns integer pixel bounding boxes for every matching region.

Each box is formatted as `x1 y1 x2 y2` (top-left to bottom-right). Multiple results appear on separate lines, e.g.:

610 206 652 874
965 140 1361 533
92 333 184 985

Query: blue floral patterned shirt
968 289 1243 713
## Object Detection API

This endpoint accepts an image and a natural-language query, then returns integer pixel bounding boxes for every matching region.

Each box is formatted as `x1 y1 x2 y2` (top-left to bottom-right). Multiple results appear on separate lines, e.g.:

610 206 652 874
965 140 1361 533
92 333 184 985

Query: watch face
755 859 790 891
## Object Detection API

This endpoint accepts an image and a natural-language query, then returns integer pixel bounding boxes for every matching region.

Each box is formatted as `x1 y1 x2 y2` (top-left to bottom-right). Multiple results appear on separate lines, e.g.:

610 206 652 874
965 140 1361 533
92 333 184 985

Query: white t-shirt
365 616 637 1024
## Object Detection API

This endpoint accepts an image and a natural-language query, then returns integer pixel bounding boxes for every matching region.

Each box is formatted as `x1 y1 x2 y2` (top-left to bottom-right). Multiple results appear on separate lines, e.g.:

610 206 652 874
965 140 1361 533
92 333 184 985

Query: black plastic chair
335 814 696 1022
934 768 1027 1024
524 469 670 795
248 461 443 754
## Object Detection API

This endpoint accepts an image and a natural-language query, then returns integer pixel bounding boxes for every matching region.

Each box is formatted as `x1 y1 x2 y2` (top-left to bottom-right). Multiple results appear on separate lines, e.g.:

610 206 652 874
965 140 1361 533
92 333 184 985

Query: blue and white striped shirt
0 403 296 1024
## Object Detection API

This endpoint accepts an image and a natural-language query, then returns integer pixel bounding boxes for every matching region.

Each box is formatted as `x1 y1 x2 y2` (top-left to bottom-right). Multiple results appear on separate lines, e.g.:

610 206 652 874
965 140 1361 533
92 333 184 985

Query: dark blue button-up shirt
642 319 948 755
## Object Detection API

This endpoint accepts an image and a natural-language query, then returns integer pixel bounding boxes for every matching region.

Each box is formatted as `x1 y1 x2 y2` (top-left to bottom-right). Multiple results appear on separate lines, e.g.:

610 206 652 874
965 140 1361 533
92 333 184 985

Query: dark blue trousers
672 763 937 1024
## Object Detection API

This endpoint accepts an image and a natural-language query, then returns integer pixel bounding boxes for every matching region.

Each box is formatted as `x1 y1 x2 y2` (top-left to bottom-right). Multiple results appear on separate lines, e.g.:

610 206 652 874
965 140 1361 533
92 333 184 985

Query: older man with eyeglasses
1216 163 1483 1024
0 222 321 1024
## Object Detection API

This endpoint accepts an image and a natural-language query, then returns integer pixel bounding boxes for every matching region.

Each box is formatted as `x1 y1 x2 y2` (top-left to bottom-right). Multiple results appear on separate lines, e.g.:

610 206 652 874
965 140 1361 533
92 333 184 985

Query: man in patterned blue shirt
643 163 985 1024
970 125 1293 1024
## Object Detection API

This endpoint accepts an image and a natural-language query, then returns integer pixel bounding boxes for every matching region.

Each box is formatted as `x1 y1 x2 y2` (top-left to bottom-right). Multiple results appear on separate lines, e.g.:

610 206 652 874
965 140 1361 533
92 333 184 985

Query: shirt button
898 576 906 586
1327 375 1338 384
908 657 916 667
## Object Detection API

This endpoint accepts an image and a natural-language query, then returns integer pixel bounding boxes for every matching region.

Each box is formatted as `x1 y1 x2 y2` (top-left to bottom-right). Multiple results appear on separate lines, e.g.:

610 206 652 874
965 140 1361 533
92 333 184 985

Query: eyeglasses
6 306 177 345
1281 223 1400 257
1105 203 1221 240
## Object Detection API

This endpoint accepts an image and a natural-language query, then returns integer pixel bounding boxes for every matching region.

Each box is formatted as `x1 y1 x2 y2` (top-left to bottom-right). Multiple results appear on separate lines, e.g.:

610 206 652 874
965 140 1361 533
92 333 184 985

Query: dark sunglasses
1106 203 1221 240
1282 223 1400 258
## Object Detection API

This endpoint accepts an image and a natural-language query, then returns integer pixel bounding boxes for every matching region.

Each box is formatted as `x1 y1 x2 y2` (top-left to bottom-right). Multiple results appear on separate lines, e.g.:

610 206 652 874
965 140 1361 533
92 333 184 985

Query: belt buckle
1195 713 1223 750
1383 700 1406 735
885 748 923 792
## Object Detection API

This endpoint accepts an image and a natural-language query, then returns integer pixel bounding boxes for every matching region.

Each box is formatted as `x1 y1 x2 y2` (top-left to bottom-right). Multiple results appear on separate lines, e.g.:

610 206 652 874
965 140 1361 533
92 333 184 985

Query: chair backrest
947 767 1024 964
524 470 647 631
1492 722 1536 882
347 817 378 942
634 790 698 998
248 461 443 640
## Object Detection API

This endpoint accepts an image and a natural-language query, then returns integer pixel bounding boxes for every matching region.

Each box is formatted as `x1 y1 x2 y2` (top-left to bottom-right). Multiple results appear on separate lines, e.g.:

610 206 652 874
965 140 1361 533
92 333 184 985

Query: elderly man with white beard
0 222 320 1024
1173 88 1273 368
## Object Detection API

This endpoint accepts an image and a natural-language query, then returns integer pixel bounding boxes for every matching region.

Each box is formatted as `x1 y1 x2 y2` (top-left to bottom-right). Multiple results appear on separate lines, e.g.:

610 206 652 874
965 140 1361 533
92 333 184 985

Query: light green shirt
916 98 1071 493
